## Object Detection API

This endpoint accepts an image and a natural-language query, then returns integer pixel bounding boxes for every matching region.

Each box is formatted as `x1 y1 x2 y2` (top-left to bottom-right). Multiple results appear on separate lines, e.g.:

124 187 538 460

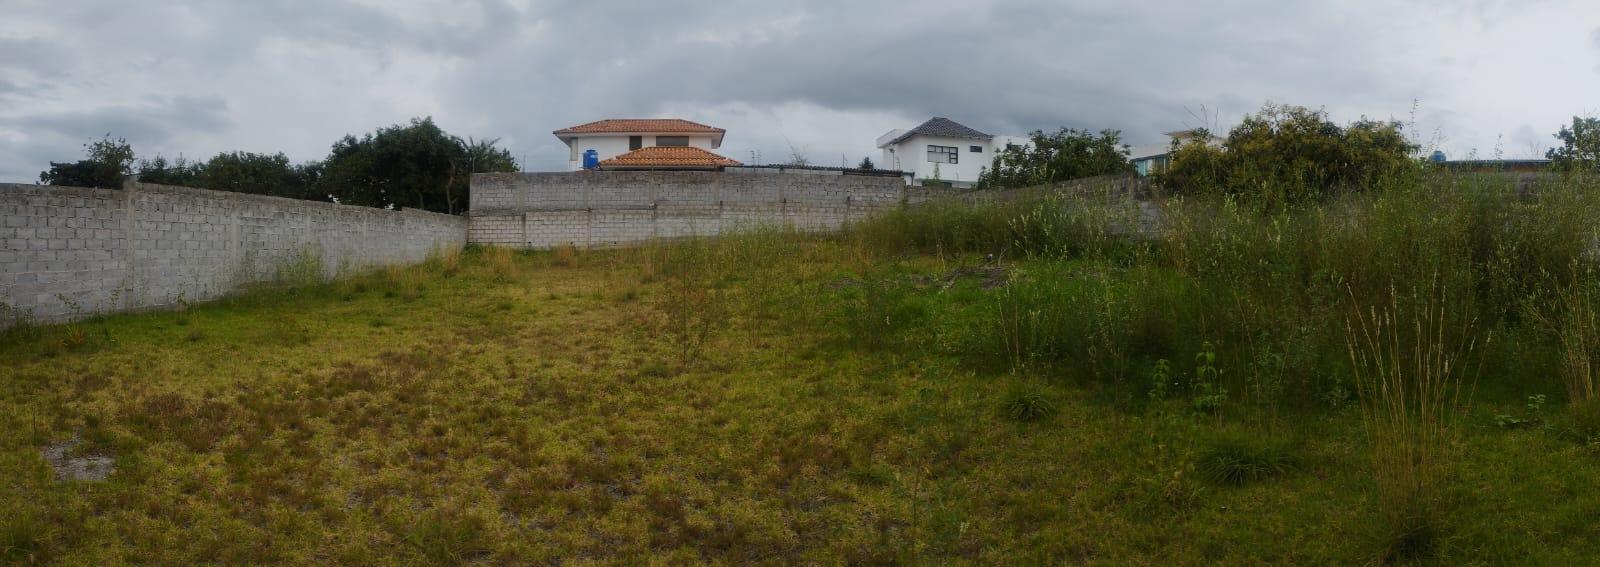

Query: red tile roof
598 146 742 169
554 118 724 135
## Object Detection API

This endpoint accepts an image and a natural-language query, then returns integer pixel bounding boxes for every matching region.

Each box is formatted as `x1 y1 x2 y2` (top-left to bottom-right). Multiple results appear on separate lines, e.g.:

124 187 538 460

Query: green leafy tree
321 117 517 214
39 135 135 188
1162 103 1415 202
976 128 1132 189
1547 116 1600 172
858 156 875 170
198 152 325 201
135 155 203 186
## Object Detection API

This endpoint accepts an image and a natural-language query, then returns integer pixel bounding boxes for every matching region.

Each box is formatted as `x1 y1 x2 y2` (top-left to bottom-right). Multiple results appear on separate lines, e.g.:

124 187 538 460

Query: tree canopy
976 128 1131 189
36 117 516 215
1547 116 1600 172
321 118 516 214
38 136 135 189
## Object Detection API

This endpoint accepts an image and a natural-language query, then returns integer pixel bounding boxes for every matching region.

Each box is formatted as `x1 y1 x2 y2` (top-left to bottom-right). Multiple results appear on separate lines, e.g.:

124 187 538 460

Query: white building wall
563 134 719 171
883 134 999 186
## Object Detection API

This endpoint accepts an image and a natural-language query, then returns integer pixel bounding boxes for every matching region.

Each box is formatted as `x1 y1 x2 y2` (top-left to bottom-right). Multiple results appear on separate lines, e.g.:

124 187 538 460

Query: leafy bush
1161 103 1416 204
977 128 1132 189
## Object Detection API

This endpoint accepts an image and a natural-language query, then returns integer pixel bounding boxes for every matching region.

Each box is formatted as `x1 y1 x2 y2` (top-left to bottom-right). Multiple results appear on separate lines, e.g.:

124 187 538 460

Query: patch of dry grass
0 238 1597 564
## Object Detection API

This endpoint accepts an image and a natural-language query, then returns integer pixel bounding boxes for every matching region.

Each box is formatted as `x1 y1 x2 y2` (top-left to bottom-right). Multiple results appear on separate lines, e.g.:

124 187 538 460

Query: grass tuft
1001 384 1056 422
1197 432 1301 486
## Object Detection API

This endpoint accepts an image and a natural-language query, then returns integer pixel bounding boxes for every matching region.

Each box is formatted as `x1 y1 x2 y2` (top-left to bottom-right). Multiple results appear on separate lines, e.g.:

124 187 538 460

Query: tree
320 117 518 214
858 156 875 170
39 135 135 188
199 152 325 201
1547 116 1600 172
784 142 810 167
1161 103 1415 202
976 128 1132 189
135 155 203 186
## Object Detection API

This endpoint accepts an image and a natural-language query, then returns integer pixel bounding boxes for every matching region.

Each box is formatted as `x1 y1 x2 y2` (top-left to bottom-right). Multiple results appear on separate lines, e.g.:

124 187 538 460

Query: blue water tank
1430 150 1446 163
582 149 599 170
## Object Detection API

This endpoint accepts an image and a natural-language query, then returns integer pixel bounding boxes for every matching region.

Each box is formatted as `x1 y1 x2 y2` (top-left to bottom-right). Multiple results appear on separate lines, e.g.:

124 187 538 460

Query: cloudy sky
2 0 1598 181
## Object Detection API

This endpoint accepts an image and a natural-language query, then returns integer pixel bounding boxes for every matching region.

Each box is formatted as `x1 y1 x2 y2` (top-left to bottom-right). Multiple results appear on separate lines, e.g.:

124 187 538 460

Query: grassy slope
2 244 1598 565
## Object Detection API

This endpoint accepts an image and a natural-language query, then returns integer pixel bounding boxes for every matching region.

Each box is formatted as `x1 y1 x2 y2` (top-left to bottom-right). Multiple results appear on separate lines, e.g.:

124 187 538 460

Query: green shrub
1160 103 1417 204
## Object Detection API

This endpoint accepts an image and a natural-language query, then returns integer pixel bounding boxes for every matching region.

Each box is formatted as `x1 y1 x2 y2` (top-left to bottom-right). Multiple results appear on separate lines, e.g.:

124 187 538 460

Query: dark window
970 145 983 153
927 145 958 164
629 135 642 150
656 136 689 147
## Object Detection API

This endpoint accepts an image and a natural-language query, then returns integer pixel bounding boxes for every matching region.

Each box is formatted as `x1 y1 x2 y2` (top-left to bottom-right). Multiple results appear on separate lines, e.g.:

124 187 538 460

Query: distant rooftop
598 146 741 169
553 119 724 136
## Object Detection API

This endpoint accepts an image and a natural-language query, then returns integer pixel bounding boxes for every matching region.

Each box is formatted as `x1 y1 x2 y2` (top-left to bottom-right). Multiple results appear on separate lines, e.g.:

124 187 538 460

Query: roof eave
885 131 993 147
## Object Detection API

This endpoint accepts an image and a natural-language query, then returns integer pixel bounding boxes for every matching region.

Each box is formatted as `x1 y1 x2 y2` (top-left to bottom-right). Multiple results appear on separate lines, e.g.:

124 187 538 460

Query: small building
1129 129 1220 176
1128 145 1174 177
553 118 733 171
1440 158 1551 173
875 117 1026 187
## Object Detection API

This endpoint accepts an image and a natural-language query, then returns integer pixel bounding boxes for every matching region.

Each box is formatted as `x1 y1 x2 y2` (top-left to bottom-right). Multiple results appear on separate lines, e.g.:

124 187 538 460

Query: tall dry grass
1528 264 1600 406
1345 281 1476 560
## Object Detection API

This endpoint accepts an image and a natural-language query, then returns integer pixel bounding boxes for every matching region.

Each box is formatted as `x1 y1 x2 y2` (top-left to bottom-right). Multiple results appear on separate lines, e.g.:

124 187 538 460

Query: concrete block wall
468 171 915 249
1 182 466 325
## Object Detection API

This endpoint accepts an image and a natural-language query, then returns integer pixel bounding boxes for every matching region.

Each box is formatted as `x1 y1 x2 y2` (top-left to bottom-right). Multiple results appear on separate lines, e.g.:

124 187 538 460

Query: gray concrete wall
468 171 919 248
1 182 467 326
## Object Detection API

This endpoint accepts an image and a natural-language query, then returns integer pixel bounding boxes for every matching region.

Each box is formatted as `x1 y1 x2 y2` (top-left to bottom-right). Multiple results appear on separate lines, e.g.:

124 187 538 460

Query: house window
656 136 689 147
629 136 643 151
970 145 983 153
927 145 958 164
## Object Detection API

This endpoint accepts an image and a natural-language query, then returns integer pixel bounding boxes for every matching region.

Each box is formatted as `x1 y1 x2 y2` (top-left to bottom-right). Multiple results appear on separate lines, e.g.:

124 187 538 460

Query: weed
400 508 491 564
1197 431 1301 486
1527 263 1600 405
1493 394 1546 429
0 505 53 564
1377 513 1441 565
1559 398 1600 446
654 238 730 366
1147 358 1173 400
1001 384 1056 422
484 246 516 282
551 243 579 267
1190 342 1228 414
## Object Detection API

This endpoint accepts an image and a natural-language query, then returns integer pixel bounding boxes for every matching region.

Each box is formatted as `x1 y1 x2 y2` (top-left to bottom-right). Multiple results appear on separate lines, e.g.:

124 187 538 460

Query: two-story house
553 118 738 171
875 117 1027 187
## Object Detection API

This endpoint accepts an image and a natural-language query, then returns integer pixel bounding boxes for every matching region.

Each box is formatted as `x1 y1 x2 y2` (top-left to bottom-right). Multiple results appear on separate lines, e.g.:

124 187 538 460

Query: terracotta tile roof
598 146 742 168
553 118 724 135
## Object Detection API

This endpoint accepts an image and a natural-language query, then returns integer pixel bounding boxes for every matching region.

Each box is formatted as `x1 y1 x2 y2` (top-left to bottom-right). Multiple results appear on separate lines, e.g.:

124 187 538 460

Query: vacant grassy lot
6 176 1600 564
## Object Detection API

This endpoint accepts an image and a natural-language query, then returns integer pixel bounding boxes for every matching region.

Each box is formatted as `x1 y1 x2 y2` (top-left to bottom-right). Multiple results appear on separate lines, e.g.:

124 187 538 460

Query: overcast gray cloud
2 0 1598 181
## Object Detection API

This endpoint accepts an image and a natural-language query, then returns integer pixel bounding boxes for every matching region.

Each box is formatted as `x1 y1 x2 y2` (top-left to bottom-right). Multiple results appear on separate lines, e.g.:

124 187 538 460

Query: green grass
5 174 1600 563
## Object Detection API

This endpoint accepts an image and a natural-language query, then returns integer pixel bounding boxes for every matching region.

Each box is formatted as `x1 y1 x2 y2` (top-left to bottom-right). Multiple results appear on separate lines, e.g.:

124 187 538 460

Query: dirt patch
911 265 1010 290
825 277 864 291
948 265 1009 289
42 436 114 482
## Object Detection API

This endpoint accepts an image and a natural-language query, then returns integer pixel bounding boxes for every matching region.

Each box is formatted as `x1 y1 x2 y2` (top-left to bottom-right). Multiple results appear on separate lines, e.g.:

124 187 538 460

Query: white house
553 118 732 171
876 117 1027 187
